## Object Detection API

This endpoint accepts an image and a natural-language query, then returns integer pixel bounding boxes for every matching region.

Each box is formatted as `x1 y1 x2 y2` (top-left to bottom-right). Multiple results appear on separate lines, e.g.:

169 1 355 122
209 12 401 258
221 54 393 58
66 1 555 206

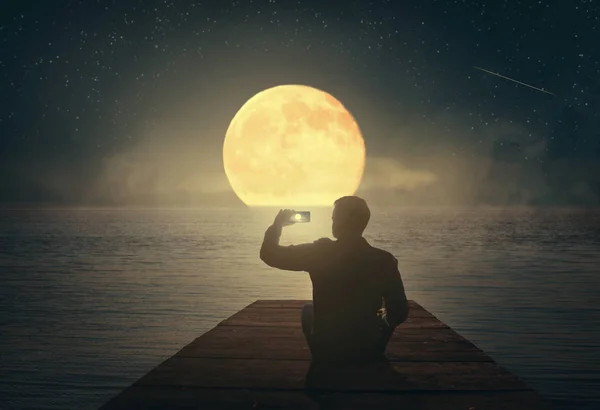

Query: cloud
361 157 438 191
4 103 597 207
83 121 234 206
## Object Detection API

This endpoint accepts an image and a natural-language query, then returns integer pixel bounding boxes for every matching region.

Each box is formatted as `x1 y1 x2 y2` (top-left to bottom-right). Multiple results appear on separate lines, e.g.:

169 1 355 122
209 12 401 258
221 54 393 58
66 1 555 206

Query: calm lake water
1 207 599 410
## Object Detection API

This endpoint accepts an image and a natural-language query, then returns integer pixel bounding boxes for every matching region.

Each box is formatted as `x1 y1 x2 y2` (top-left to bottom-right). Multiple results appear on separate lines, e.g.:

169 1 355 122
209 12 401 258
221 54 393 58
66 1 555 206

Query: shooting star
474 66 556 96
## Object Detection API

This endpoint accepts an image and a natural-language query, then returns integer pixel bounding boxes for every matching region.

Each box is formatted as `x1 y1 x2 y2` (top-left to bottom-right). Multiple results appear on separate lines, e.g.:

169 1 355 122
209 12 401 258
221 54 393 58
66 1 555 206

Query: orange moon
223 85 366 207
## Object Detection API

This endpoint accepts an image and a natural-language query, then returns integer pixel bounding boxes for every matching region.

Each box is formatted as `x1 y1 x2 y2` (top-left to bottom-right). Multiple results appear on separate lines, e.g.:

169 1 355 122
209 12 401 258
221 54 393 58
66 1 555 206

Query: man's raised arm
260 223 317 271
259 209 330 272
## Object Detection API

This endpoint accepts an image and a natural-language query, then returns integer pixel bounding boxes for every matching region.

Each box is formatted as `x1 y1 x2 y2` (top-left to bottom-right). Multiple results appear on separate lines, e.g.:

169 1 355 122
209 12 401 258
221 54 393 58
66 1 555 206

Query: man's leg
301 303 314 347
375 318 396 358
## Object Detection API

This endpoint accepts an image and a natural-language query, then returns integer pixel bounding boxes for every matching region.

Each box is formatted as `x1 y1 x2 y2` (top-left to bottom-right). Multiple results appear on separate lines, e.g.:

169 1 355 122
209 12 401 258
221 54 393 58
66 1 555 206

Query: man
260 196 409 363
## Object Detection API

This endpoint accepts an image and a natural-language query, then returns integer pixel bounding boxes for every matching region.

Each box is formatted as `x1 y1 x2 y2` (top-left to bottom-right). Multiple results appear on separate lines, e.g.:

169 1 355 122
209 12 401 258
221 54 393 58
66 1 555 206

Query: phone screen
290 211 310 223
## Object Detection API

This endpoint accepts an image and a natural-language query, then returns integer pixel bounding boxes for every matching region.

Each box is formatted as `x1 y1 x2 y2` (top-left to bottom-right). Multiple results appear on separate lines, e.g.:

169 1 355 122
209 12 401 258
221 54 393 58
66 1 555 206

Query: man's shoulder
312 237 334 246
368 245 398 263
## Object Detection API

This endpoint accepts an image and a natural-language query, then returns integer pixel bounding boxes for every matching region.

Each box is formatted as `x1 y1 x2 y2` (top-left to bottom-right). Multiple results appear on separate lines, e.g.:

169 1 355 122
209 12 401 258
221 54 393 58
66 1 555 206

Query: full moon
223 85 366 206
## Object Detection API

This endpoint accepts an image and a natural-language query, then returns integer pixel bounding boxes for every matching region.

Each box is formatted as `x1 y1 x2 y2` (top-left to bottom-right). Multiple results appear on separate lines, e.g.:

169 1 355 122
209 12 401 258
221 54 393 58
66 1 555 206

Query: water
1 207 599 410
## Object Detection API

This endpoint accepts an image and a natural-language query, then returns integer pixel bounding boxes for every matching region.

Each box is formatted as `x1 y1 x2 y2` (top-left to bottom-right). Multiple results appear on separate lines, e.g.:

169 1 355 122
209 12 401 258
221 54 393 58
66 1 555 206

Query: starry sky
1 0 599 207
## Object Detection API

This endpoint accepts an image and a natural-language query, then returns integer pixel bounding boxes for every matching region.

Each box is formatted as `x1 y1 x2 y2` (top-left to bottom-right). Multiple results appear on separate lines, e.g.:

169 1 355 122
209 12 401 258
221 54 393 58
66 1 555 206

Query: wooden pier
98 300 550 409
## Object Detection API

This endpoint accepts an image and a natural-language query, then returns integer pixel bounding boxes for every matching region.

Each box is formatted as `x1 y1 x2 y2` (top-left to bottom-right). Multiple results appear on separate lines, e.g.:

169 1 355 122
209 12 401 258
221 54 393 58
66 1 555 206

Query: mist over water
1 207 599 409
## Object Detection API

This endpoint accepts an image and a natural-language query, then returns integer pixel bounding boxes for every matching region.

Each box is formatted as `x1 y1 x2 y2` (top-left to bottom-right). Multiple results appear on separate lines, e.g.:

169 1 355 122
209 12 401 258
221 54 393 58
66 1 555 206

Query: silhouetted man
260 196 409 363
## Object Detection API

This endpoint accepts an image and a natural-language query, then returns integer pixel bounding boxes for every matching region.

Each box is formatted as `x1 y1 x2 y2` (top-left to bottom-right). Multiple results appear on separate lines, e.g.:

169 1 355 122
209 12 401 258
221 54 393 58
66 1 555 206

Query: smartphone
289 211 310 223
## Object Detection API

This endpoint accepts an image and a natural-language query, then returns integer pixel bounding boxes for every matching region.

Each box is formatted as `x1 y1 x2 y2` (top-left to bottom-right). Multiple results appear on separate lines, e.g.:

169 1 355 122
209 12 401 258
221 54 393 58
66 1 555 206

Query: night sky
1 0 599 207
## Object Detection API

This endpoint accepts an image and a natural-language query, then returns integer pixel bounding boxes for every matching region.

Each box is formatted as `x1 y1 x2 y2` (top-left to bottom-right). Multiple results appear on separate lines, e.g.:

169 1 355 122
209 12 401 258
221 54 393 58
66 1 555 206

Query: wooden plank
219 317 449 329
238 307 435 320
251 299 421 308
219 313 448 329
175 326 490 362
386 340 491 362
177 324 469 345
249 299 311 308
393 327 470 343
249 300 435 318
100 386 550 410
97 300 549 409
134 358 527 391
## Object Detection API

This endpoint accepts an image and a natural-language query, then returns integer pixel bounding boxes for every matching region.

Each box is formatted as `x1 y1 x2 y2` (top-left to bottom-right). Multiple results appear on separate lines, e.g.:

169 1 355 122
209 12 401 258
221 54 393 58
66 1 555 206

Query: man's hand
273 209 297 228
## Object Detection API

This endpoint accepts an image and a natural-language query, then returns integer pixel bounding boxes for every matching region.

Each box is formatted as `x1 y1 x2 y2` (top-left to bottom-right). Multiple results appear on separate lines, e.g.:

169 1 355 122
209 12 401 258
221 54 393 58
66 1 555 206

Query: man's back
260 224 409 361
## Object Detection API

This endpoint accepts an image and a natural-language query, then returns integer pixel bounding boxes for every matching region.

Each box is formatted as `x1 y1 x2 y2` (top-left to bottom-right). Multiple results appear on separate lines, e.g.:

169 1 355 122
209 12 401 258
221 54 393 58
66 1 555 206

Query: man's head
331 196 371 239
